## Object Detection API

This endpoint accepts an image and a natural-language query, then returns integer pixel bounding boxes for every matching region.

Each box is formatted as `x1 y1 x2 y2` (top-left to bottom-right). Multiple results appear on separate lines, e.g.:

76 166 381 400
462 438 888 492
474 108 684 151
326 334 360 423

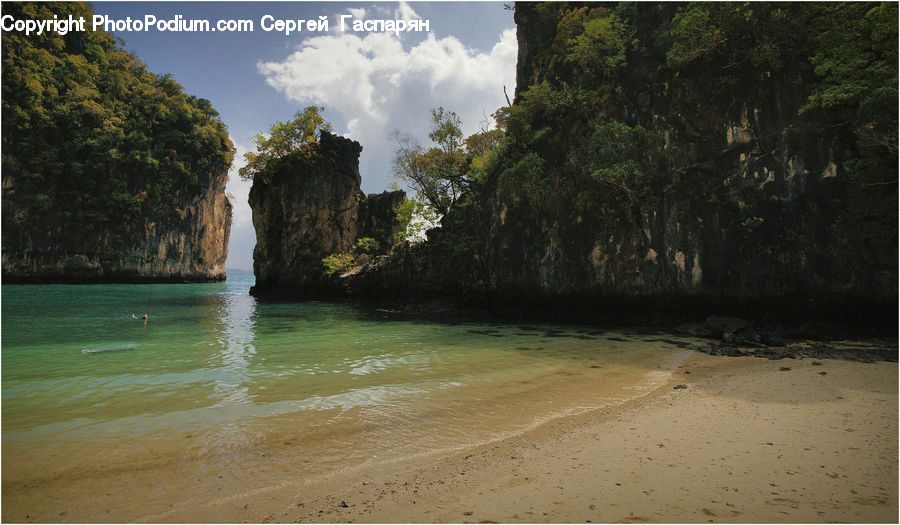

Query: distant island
2 2 233 283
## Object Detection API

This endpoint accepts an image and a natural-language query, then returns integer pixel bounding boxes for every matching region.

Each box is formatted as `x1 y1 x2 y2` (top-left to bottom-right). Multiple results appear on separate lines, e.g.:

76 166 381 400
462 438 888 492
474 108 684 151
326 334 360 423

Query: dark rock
249 132 404 298
674 323 715 338
340 501 349 508
357 190 406 250
703 316 751 337
784 321 831 340
673 384 688 389
694 341 896 363
819 371 828 375
759 332 788 347
779 367 791 371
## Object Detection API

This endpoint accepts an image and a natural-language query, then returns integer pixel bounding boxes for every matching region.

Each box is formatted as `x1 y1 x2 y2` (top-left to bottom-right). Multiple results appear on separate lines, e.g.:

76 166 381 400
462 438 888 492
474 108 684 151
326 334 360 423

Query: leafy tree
239 106 331 181
561 6 631 78
801 3 897 140
393 107 510 217
393 193 441 244
392 107 469 215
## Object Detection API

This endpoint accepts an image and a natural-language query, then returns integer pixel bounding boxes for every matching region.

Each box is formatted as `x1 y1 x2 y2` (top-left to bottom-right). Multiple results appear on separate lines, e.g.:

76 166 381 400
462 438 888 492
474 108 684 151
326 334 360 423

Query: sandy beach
136 350 897 523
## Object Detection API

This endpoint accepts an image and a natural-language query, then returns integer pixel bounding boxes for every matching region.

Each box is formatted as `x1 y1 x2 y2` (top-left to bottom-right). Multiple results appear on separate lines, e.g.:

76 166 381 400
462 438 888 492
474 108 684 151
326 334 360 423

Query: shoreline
136 350 897 523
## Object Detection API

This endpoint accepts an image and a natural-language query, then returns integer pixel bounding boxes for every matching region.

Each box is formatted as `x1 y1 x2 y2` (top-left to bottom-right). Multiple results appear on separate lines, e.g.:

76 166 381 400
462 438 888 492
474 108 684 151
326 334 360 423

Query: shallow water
2 277 695 522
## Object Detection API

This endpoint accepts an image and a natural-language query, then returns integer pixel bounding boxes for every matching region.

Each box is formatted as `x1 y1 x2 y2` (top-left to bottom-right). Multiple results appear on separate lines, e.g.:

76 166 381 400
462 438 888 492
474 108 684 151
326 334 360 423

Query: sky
90 2 518 271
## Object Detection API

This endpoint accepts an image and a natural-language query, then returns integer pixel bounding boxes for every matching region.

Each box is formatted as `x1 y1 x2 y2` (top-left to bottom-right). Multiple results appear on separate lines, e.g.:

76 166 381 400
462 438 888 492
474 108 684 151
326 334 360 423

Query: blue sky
91 2 517 271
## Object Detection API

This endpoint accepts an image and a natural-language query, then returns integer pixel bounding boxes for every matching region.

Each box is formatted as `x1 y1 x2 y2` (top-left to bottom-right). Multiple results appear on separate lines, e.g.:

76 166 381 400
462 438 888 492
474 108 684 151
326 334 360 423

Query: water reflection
207 278 257 409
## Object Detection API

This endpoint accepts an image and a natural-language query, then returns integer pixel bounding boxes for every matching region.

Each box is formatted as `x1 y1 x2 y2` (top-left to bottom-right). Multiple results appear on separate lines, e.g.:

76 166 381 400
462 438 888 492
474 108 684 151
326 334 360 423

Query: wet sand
175 352 897 523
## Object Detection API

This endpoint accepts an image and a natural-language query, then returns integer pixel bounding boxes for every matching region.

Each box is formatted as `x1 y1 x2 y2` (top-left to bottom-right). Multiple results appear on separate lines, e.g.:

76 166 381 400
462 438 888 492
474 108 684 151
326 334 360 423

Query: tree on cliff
239 106 331 182
392 107 505 216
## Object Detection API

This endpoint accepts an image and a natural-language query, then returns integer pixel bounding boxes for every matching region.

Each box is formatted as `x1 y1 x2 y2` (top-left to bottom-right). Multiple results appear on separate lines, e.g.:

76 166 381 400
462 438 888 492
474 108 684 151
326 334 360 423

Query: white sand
215 353 897 523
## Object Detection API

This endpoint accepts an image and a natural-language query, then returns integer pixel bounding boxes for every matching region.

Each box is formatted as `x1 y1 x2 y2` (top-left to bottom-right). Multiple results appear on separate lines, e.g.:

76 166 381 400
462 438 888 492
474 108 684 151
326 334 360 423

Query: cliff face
359 191 407 251
2 172 231 283
485 3 897 306
249 131 403 297
340 2 897 322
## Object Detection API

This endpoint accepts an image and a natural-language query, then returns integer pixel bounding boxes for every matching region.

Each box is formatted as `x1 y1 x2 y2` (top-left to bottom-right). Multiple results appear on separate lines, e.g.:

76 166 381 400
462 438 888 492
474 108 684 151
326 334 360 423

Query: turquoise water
2 277 694 522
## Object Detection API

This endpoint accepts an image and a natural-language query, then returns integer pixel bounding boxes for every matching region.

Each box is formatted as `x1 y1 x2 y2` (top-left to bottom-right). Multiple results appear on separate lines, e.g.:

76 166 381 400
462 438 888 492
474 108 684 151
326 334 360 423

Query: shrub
354 237 382 256
322 252 355 276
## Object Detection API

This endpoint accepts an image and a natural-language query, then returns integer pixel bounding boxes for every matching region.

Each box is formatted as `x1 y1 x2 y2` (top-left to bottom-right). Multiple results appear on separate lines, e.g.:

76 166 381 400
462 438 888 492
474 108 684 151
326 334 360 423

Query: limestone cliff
342 2 898 323
1 2 234 283
248 131 403 297
482 2 897 308
2 173 231 283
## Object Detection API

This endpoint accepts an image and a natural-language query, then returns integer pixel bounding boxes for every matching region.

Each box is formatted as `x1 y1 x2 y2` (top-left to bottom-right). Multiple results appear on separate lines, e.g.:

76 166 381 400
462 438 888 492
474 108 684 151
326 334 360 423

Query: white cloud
257 25 517 193
394 1 420 22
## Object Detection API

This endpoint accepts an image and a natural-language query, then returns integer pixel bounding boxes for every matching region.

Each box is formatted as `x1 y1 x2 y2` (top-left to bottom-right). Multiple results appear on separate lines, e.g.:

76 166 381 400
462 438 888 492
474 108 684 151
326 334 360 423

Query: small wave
81 343 139 355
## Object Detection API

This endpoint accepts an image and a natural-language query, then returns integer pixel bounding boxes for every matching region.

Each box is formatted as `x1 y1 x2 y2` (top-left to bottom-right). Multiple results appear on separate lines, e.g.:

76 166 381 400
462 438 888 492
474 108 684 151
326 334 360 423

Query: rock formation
1 2 233 283
473 3 897 319
491 4 889 301
2 175 231 283
345 3 897 324
248 131 403 297
247 3 896 326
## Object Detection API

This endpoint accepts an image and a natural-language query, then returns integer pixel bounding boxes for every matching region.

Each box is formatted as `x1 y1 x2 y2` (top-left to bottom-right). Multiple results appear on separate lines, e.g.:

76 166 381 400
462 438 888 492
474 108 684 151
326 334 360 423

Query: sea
1 275 696 521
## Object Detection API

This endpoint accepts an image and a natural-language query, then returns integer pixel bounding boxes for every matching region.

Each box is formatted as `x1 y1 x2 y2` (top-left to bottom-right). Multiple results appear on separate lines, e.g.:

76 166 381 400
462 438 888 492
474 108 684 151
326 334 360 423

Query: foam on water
81 342 140 354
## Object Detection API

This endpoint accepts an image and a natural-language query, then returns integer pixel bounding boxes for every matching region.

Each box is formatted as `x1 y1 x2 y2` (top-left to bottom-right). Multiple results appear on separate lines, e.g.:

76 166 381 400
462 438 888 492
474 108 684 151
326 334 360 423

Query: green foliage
321 252 355 276
353 237 382 256
666 3 810 80
240 106 331 182
796 3 898 271
562 7 630 77
741 216 765 232
569 122 663 209
394 194 440 244
801 3 897 144
666 5 727 68
463 110 508 184
1 1 233 250
392 107 468 215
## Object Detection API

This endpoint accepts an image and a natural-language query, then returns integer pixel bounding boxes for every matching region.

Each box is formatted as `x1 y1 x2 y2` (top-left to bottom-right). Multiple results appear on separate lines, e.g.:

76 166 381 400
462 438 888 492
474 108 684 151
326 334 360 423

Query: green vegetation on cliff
2 2 234 254
501 2 895 212
239 106 331 183
392 107 503 217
